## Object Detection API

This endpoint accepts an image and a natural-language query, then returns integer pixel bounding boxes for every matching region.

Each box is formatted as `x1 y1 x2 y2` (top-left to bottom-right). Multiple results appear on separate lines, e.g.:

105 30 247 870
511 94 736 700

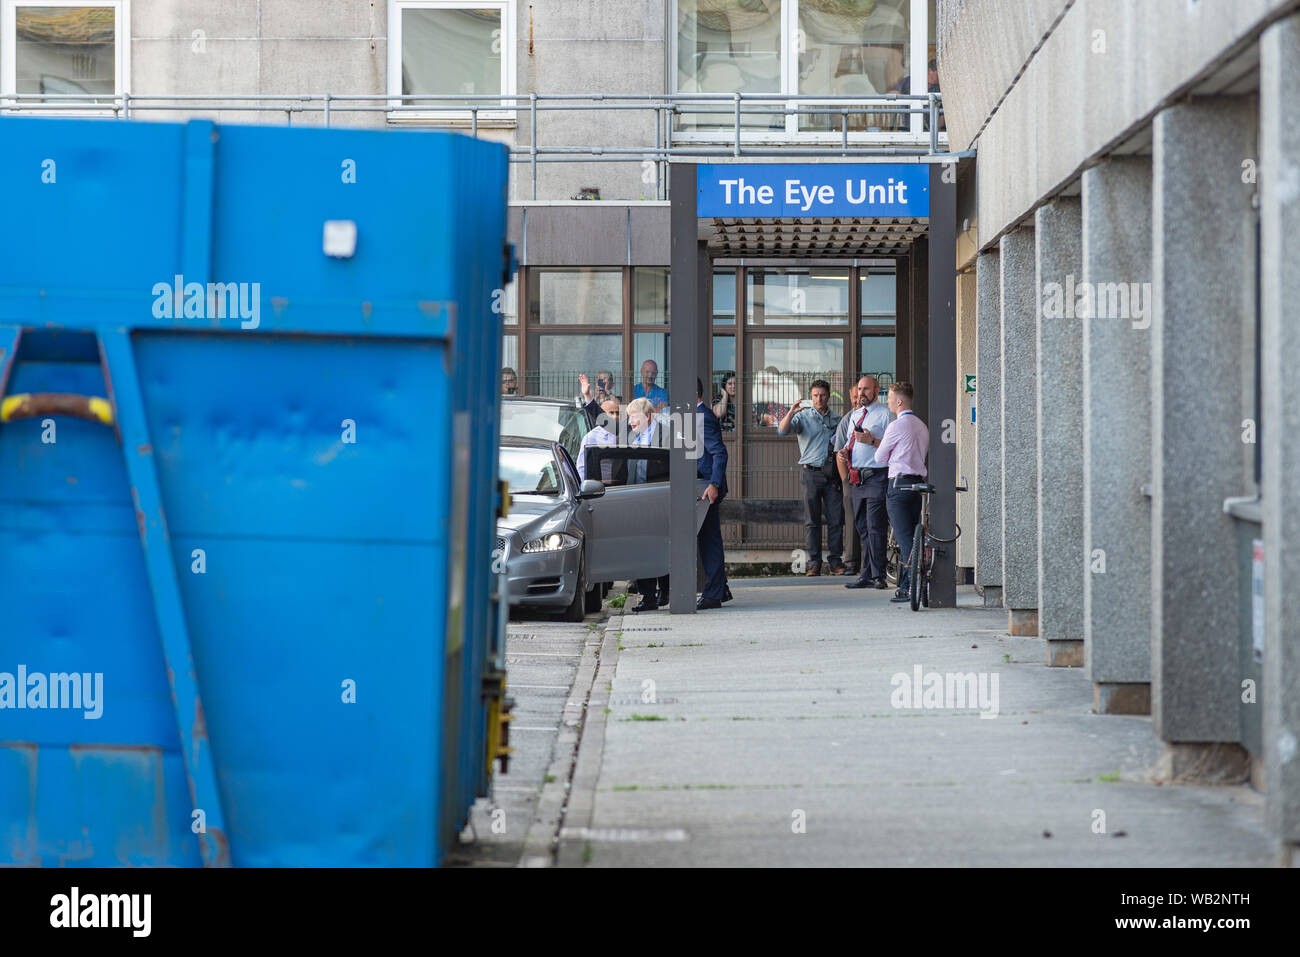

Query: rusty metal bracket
0 392 115 426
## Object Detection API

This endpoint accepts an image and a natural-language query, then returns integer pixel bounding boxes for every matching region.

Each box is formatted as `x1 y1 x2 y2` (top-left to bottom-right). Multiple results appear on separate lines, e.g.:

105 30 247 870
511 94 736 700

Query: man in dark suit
696 379 731 610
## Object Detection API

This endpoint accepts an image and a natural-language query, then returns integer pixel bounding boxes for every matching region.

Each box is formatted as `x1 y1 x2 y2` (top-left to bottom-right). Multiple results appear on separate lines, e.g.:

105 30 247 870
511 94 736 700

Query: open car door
572 446 707 582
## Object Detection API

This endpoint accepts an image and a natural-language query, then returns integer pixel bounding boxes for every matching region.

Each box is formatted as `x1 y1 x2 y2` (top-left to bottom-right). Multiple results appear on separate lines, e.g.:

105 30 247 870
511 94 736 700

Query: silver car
495 437 704 620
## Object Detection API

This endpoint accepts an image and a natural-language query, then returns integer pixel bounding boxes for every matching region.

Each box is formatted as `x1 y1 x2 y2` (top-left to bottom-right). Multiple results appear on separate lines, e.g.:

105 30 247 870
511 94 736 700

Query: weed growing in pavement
626 714 665 721
1099 771 1121 782
607 594 627 609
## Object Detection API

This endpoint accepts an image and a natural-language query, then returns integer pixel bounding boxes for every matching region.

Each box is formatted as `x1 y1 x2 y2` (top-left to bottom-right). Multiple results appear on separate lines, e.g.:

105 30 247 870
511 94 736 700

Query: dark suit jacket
696 401 728 499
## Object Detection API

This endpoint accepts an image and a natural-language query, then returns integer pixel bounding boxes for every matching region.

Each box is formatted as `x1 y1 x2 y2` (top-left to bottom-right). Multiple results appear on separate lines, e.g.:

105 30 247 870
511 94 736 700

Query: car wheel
562 554 586 622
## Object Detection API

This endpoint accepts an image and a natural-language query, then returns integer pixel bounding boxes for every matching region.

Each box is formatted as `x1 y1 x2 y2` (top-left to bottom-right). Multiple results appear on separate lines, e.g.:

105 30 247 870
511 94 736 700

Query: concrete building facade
940 0 1300 863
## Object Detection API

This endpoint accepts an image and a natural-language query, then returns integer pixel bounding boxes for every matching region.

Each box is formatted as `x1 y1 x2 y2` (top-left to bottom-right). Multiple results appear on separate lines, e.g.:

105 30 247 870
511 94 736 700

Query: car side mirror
577 479 605 500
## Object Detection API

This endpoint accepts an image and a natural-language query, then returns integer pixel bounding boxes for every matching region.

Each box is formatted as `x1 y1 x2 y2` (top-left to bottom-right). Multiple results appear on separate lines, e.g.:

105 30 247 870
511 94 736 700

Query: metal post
472 108 478 138
733 93 741 157
324 93 331 128
669 164 700 614
930 94 939 153
655 107 664 201
530 93 538 201
927 161 958 607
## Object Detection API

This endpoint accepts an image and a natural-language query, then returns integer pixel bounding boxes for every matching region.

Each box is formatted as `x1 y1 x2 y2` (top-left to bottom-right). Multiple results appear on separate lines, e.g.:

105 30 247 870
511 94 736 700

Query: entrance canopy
695 162 932 257
666 160 956 613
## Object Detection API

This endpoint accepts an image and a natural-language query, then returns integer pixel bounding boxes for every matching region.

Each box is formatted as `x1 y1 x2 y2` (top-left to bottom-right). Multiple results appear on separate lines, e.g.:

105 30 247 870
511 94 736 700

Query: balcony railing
0 91 962 200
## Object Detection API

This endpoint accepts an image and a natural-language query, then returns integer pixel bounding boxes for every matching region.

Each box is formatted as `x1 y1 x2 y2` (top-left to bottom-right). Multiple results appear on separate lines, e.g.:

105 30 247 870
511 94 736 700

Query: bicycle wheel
921 549 931 607
909 525 924 611
885 526 901 587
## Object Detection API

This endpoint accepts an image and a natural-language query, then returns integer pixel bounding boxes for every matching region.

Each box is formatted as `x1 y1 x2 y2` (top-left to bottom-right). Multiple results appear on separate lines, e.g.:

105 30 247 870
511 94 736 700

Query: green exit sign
965 375 977 393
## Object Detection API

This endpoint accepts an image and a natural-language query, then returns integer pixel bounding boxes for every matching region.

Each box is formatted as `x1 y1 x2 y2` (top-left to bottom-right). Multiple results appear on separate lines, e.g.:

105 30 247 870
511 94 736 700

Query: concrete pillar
1151 98 1257 777
956 270 978 572
1081 157 1153 714
974 248 1002 607
999 227 1038 635
1260 14 1300 864
1034 199 1084 666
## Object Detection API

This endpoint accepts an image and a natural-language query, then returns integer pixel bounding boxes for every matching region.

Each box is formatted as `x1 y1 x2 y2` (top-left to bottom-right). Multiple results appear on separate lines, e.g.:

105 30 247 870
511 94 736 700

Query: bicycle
884 525 902 588
898 481 966 611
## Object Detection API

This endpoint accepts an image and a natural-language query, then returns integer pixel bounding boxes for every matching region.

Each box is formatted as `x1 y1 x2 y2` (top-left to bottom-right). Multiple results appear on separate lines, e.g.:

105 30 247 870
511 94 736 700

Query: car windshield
501 401 585 458
499 446 563 496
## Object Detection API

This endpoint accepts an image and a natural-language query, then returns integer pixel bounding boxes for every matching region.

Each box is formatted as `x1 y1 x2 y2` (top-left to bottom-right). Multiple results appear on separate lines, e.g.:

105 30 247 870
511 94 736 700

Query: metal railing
0 91 958 200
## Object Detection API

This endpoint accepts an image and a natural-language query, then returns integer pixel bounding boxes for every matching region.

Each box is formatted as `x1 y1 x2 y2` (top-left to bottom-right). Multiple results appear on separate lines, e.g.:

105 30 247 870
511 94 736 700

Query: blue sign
697 163 930 218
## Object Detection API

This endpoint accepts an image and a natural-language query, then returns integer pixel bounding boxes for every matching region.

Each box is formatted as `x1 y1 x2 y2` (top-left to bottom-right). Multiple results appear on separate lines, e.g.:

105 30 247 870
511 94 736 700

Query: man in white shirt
837 375 895 589
576 398 621 482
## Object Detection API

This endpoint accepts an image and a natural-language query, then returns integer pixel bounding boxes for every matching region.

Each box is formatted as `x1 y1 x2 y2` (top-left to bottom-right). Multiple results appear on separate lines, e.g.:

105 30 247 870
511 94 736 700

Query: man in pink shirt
870 382 929 602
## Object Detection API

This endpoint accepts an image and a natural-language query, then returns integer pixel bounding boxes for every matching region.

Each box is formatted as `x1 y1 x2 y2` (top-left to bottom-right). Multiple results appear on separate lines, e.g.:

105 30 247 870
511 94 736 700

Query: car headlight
521 532 581 553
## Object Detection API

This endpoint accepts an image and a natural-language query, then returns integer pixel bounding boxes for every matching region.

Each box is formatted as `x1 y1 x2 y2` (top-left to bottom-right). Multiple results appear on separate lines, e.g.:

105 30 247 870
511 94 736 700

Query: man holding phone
778 379 845 576
838 375 894 589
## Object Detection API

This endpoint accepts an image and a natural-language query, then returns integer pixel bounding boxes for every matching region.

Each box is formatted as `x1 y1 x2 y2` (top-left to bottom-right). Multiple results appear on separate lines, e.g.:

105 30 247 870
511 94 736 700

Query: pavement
447 610 601 867
548 577 1275 867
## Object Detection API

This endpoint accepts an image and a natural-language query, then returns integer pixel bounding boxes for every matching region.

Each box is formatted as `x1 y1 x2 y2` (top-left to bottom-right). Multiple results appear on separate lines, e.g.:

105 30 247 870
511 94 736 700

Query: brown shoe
805 563 822 577
829 563 847 576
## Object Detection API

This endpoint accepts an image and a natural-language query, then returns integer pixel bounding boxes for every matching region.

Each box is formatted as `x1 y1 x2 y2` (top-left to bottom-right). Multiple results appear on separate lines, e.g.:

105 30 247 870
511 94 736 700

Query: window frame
387 0 516 124
669 0 937 144
1 0 129 114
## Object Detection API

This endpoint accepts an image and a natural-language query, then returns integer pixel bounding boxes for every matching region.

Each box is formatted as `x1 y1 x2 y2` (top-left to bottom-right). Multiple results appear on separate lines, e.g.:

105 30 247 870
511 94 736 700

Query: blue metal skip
0 116 511 866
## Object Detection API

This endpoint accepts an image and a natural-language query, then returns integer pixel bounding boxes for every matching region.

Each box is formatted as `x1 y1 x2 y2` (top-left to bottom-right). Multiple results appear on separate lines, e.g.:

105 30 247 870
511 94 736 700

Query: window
388 1 514 120
499 446 562 496
528 268 622 325
713 267 736 325
748 268 849 326
530 332 621 399
860 269 896 324
632 333 670 404
500 334 518 394
798 0 910 131
712 336 736 431
499 276 518 325
633 267 670 325
751 337 844 426
2 1 128 108
860 335 895 386
673 0 930 136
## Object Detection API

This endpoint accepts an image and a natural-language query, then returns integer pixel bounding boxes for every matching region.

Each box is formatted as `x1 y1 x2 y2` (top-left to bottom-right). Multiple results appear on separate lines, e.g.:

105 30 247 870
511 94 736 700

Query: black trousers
697 497 728 600
635 575 670 602
800 466 843 565
886 476 923 589
850 469 889 580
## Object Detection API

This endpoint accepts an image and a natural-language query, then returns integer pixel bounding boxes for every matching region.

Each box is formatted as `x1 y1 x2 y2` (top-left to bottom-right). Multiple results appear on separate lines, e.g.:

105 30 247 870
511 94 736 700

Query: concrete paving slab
561 581 1274 867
